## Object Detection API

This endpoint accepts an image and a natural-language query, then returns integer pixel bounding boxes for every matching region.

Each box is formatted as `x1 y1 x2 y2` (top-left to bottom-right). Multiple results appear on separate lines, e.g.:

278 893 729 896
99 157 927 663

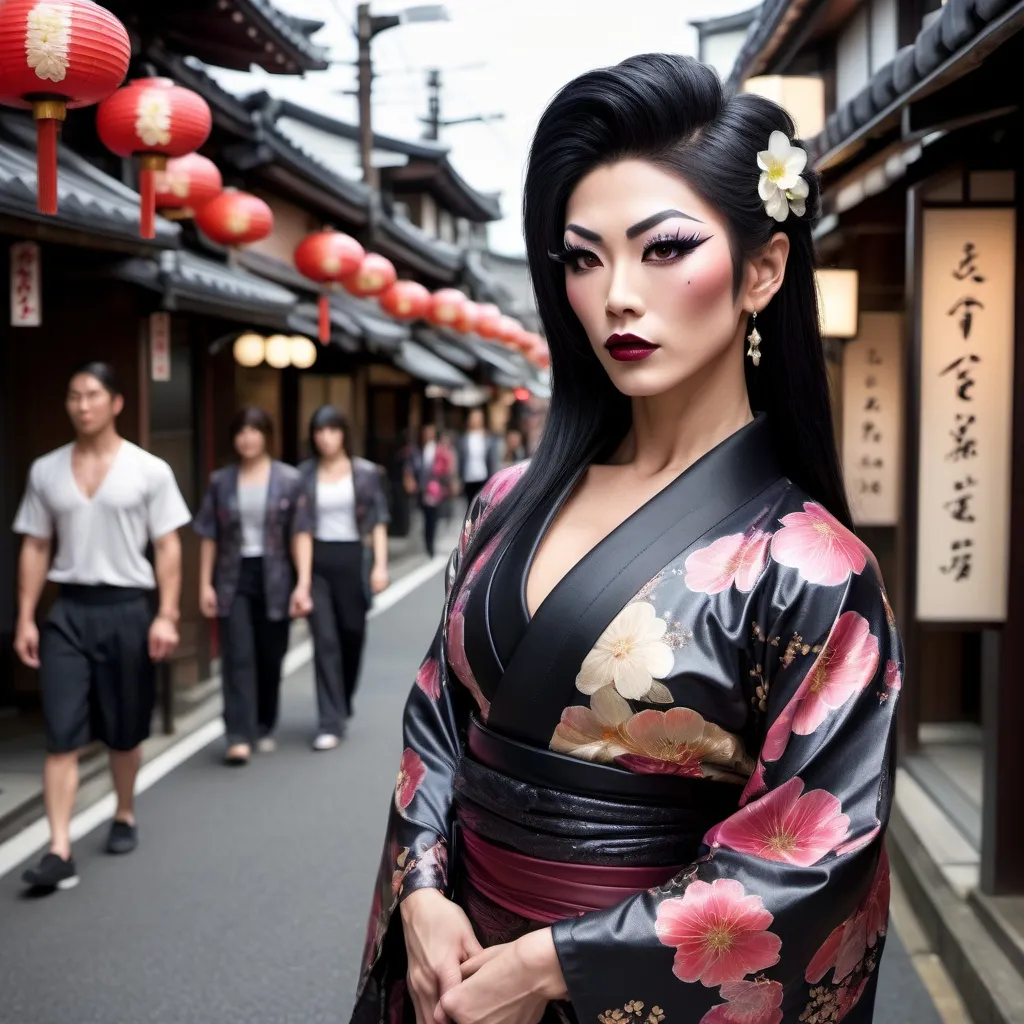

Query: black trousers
310 541 368 734
421 502 440 558
220 558 290 746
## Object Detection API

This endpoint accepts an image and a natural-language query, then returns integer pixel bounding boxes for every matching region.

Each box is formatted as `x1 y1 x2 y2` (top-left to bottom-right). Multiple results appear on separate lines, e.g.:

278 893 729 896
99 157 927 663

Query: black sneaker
22 852 79 890
106 820 138 855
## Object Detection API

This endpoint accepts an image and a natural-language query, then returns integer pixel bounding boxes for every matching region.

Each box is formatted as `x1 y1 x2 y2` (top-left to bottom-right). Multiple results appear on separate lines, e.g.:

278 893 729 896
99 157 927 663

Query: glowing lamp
264 334 291 369
195 189 274 247
0 0 131 215
343 253 397 297
96 77 212 239
816 269 859 338
294 230 366 343
378 279 431 321
154 153 222 220
289 336 317 369
233 332 265 367
428 288 467 328
513 387 531 402
474 303 502 339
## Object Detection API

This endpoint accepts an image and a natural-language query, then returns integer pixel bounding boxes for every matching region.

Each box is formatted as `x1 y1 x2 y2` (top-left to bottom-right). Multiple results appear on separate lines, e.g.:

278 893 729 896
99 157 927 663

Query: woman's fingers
409 971 440 1024
459 944 505 979
462 931 484 960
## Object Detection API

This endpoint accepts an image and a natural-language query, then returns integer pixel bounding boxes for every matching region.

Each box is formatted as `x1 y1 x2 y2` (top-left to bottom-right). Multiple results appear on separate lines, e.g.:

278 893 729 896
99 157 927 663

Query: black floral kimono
353 416 901 1024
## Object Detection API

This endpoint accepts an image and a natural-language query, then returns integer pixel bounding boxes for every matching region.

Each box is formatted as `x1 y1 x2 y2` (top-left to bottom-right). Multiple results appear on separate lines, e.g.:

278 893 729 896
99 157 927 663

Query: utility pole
418 67 504 141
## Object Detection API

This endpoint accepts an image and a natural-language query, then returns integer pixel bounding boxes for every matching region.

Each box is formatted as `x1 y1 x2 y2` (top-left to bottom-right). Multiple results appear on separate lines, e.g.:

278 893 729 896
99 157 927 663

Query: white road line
0 553 449 882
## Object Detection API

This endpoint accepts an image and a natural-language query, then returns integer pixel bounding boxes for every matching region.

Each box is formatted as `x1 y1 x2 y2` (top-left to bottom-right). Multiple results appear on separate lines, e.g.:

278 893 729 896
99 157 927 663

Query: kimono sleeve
192 475 219 540
551 559 901 1023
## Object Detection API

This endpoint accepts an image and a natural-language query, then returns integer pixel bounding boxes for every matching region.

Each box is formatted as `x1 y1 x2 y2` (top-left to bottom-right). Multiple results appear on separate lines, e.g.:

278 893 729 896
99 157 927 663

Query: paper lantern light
154 153 222 220
0 0 131 214
453 299 479 335
378 279 431 321
195 189 274 247
96 77 212 239
496 315 522 346
474 303 502 339
233 332 265 367
342 253 397 297
289 336 317 369
816 268 859 339
428 288 467 328
264 334 291 369
294 230 365 343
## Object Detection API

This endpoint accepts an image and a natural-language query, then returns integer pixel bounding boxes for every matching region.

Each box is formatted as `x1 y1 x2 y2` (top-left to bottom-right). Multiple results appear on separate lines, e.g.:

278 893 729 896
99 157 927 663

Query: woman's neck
319 452 350 473
239 454 271 476
619 345 752 479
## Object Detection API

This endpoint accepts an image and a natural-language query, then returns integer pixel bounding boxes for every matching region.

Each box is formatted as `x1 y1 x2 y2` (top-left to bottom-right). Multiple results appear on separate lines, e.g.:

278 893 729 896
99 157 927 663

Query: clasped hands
401 889 568 1024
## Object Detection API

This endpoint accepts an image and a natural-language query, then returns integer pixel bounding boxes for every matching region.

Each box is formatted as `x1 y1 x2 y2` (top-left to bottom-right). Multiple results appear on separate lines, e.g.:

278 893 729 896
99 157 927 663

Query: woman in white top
194 408 313 765
299 406 391 750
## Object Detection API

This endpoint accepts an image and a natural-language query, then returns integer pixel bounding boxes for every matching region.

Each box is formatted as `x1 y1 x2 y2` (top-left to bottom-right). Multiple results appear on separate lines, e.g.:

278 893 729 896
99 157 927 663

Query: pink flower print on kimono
711 777 850 866
762 612 880 763
770 502 867 586
685 530 771 595
699 979 784 1024
447 608 491 719
415 657 441 701
575 602 675 704
394 748 426 814
655 878 781 987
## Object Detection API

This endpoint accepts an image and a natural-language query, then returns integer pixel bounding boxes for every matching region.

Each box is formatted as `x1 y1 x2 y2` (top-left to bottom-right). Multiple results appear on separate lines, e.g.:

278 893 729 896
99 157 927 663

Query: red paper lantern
379 280 431 321
475 303 502 339
97 77 212 239
294 230 365 343
496 315 522 346
194 189 274 247
453 300 479 335
154 153 222 220
0 0 130 215
343 253 397 298
530 339 551 370
428 288 466 328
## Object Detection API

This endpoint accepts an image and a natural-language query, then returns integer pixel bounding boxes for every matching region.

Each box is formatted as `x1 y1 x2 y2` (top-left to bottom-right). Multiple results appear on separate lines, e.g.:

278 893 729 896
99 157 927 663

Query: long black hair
456 53 851 590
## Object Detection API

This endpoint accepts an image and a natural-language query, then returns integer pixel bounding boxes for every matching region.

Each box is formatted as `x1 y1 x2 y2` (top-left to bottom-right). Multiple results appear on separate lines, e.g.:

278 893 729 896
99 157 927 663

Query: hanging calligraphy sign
842 312 902 526
149 311 171 382
916 208 1015 622
9 241 41 327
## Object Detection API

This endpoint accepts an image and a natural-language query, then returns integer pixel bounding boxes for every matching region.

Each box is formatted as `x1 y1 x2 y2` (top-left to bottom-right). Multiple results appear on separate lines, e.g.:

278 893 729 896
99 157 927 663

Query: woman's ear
743 232 791 314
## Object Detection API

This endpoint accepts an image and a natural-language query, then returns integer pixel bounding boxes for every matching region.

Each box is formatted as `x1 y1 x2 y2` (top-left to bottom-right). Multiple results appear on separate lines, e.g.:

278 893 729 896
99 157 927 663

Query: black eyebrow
626 209 703 238
564 223 602 242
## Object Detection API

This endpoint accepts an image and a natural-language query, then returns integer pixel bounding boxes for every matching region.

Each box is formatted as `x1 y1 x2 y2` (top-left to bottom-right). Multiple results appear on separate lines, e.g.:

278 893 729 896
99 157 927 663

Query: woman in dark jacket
194 408 313 766
299 406 391 749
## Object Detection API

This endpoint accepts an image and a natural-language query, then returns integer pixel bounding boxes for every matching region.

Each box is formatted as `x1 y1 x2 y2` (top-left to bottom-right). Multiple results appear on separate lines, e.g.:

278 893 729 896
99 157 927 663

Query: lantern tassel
139 155 168 241
32 100 67 216
318 295 331 344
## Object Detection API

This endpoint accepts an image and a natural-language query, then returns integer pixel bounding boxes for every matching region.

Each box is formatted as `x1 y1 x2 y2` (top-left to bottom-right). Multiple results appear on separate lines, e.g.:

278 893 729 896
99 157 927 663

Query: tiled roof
0 114 178 248
240 0 330 71
726 0 823 92
375 210 464 282
810 0 1023 169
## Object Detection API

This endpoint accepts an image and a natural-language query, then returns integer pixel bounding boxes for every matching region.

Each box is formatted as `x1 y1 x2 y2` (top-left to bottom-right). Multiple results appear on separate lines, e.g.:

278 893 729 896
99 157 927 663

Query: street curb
889 805 1024 1024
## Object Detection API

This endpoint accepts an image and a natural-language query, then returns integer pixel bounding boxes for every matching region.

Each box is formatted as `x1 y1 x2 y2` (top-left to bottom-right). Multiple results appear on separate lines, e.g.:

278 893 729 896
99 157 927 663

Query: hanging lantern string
32 100 66 215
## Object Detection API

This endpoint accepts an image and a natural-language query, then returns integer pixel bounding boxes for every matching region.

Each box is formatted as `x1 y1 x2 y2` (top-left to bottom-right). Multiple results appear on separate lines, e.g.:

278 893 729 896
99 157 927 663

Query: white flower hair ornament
757 131 809 222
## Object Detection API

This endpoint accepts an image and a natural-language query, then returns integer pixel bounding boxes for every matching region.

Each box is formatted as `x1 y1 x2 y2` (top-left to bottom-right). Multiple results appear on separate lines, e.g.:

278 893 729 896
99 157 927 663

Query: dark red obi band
461 826 681 925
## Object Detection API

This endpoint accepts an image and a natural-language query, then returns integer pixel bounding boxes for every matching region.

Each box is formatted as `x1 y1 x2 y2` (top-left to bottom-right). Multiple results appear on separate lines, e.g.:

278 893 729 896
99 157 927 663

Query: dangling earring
746 311 762 367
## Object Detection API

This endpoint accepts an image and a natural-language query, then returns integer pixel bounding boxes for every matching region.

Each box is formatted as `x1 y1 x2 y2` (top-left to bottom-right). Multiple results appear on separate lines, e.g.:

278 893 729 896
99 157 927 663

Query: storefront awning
0 114 179 250
413 327 479 372
112 250 298 328
338 294 410 354
393 340 473 389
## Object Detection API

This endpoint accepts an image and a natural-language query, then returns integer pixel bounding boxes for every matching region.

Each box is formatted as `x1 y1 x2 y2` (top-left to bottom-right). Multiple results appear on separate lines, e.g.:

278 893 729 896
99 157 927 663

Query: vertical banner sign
10 241 41 327
842 312 903 525
916 208 1015 622
149 311 171 382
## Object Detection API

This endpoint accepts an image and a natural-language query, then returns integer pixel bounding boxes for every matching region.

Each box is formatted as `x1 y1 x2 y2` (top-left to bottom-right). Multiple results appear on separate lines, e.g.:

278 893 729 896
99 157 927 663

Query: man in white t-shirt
12 362 192 893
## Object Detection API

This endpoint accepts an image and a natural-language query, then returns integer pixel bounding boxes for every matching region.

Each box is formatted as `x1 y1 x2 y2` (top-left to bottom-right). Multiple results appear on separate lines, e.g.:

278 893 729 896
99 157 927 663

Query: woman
355 55 901 1024
502 426 527 467
194 408 313 765
457 409 501 507
404 424 455 559
300 406 390 750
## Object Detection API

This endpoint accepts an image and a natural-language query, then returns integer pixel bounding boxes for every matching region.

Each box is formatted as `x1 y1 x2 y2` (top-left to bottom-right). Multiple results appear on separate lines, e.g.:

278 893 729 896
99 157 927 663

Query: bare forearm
291 532 312 588
199 539 216 591
154 533 182 621
372 523 388 570
17 539 51 624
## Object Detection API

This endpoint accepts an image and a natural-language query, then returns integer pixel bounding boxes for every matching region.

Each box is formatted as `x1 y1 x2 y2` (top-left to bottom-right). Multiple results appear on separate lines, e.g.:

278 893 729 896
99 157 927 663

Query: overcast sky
209 0 757 254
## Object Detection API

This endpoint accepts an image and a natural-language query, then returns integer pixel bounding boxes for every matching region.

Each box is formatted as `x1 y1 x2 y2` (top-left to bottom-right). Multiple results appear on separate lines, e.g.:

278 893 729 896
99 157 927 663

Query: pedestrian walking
456 409 501 508
299 406 390 750
353 54 902 1024
13 362 191 892
194 407 313 766
502 426 527 468
402 423 454 559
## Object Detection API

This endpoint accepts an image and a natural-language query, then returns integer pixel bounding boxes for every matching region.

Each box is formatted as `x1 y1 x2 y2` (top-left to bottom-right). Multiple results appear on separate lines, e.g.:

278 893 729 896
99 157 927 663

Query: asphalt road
0 570 943 1024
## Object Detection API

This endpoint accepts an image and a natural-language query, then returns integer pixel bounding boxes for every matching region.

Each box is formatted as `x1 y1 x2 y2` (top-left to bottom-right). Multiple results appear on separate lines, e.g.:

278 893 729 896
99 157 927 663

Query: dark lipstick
605 333 659 362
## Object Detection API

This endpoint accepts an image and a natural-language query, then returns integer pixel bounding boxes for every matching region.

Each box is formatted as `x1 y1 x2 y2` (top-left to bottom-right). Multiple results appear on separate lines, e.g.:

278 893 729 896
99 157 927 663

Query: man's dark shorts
39 586 155 754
